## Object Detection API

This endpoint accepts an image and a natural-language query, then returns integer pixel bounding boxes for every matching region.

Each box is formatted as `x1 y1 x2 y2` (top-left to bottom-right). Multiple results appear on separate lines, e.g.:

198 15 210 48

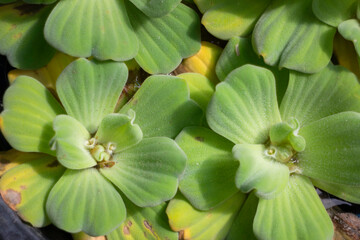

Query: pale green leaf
0 3 55 69
107 197 177 240
280 64 360 127
95 112 143 153
253 0 336 73
312 0 357 27
338 19 360 57
53 115 96 170
254 175 333 240
127 2 201 74
119 75 203 138
0 154 64 227
46 168 126 236
44 0 138 61
175 127 238 210
227 193 258 240
177 73 215 112
207 65 281 144
312 179 360 204
100 137 186 207
166 192 245 240
215 37 289 102
56 58 128 134
298 112 360 186
128 0 181 17
201 0 270 40
233 144 289 199
1 76 65 155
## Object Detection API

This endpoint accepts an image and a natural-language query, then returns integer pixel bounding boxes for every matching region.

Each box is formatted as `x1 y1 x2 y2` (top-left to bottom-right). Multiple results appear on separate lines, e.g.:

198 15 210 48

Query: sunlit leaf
175 127 238 210
95 112 143 153
298 112 360 186
53 115 96 170
0 154 64 227
1 76 65 155
56 58 128 134
46 168 126 236
200 0 270 39
233 144 289 199
45 0 138 61
338 19 360 57
312 0 357 27
0 3 55 69
207 65 281 144
107 197 177 240
128 0 181 18
166 192 245 240
280 64 360 127
127 2 201 74
253 175 333 240
119 75 203 138
253 0 336 73
100 137 186 207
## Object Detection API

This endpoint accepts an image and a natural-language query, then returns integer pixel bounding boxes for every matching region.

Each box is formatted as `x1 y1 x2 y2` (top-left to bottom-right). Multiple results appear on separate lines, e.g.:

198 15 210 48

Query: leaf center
85 138 115 168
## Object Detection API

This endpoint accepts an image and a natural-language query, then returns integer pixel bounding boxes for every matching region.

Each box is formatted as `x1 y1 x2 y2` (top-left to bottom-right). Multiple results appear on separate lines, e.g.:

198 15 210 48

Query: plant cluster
0 0 360 240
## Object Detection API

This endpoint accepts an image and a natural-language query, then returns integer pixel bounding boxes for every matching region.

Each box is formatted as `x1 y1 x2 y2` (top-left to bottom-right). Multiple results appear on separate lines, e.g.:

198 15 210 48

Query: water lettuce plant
0 57 203 236
170 61 360 239
0 1 200 73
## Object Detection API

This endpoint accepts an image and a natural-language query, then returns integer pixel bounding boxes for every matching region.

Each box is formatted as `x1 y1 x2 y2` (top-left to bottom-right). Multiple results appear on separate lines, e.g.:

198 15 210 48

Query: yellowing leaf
0 149 44 176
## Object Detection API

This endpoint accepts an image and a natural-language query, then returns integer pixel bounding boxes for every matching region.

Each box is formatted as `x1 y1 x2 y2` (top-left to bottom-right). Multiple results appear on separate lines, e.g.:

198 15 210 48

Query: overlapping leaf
128 0 181 18
338 19 360 57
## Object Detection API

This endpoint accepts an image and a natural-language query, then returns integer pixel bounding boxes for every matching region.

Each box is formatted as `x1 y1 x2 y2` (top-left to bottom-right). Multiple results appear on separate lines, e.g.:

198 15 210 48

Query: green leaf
312 0 357 27
128 0 181 18
194 0 221 13
95 112 143 153
0 154 64 227
175 127 238 210
227 192 258 240
253 0 336 73
107 197 177 240
207 65 281 144
53 115 96 170
253 175 333 240
280 64 360 127
312 179 360 204
44 0 138 61
215 37 289 102
100 137 186 207
177 73 214 112
127 2 201 74
297 112 360 186
119 75 203 138
338 19 360 57
200 0 270 40
46 168 126 236
0 0 57 3
0 3 55 69
166 192 245 240
233 144 289 198
56 58 128 134
1 76 65 155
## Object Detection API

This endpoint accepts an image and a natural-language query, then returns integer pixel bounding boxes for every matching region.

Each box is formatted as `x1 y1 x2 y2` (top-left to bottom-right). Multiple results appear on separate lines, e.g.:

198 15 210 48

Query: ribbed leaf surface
127 3 201 74
128 0 181 17
298 112 360 186
207 65 281 145
44 0 138 61
253 0 336 73
166 193 245 240
0 3 55 69
101 137 186 207
254 175 333 240
0 154 64 227
176 127 238 210
46 168 126 236
280 64 360 127
119 75 203 138
107 197 177 240
56 58 128 134
1 76 65 155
